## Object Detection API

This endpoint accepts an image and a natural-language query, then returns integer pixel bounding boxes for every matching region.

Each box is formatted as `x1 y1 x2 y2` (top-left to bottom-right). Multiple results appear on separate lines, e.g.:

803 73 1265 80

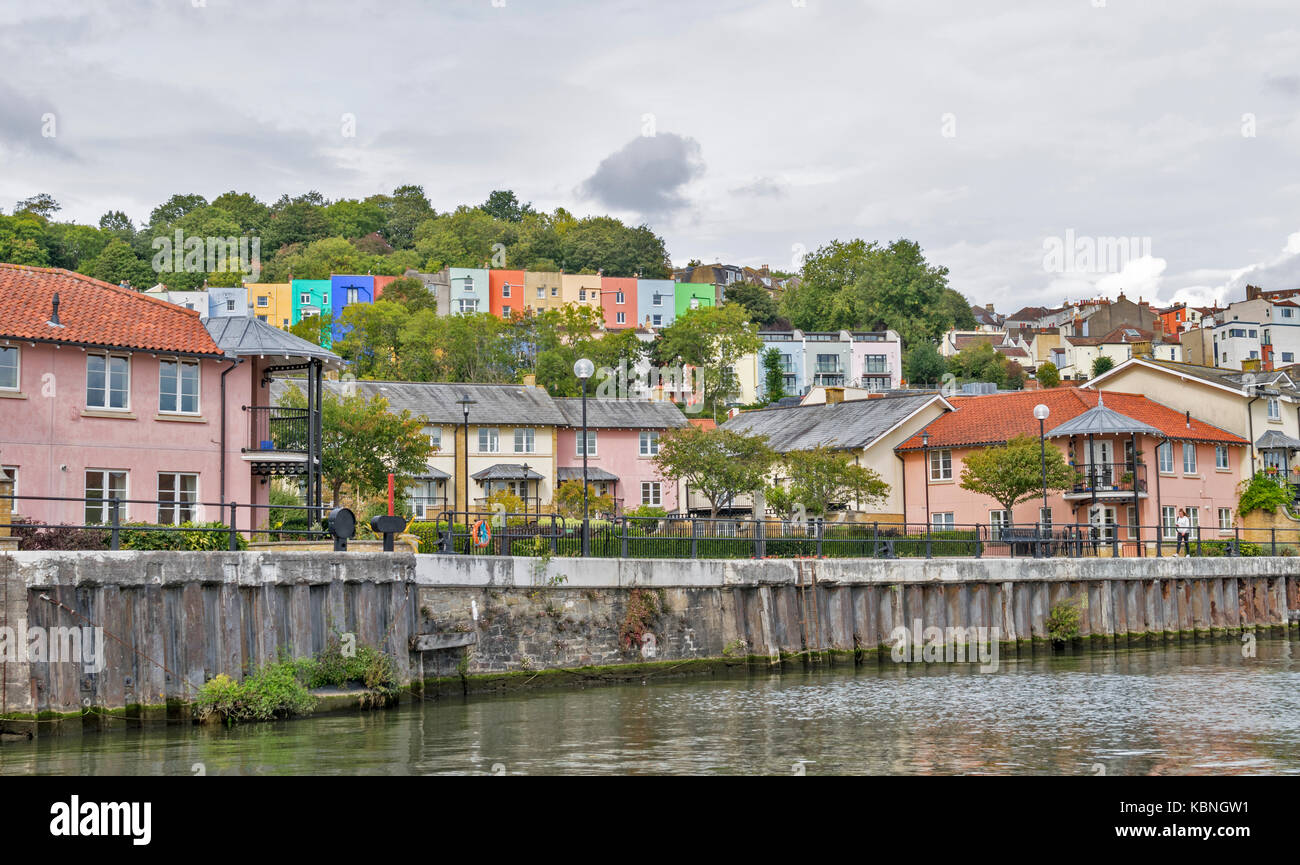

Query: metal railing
422 511 1300 560
2 492 329 550
243 405 311 453
1068 462 1147 494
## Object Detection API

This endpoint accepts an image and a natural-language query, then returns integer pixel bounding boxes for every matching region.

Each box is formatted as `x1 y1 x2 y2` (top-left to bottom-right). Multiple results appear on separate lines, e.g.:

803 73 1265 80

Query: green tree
210 191 271 233
1036 361 1060 388
149 193 207 226
379 276 437 312
904 342 947 388
14 193 60 219
288 313 331 347
782 446 890 515
724 281 779 326
280 386 434 510
654 304 762 417
958 435 1074 528
761 347 787 403
375 184 435 250
948 342 1007 386
324 198 387 240
1091 355 1115 378
652 425 775 518
554 480 614 519
479 189 535 223
89 238 151 287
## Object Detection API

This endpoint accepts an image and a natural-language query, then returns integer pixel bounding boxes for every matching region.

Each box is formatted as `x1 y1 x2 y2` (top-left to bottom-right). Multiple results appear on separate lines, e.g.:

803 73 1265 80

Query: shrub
119 521 247 551
12 519 109 551
1047 598 1083 644
1237 472 1292 516
194 663 315 724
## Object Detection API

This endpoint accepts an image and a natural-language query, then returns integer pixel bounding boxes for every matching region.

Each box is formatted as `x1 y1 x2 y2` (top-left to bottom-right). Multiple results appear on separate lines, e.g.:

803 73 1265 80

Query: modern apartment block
734 330 903 403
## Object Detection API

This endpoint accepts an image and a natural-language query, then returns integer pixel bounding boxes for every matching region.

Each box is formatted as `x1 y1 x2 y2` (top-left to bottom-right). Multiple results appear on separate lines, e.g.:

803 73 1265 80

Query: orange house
489 269 526 319
600 277 637 329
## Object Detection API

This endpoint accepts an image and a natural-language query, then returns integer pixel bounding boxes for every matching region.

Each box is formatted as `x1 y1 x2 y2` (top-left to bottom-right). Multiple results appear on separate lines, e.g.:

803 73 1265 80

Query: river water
2 638 1297 775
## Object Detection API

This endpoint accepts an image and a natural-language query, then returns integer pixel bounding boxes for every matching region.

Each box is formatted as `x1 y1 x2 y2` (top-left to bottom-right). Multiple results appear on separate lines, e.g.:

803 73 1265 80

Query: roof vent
47 292 64 328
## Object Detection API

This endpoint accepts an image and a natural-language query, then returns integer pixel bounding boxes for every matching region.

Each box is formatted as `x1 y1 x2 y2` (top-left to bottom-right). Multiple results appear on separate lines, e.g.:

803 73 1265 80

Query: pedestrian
1175 508 1192 556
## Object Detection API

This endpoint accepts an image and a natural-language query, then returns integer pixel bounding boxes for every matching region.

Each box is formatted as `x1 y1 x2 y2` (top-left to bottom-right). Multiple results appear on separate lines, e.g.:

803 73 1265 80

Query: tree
782 447 890 515
379 276 437 312
1091 356 1115 379
280 386 434 510
148 193 207 226
288 313 332 347
654 304 762 417
89 238 152 288
948 342 1007 386
652 425 774 517
14 193 60 219
479 189 535 223
958 434 1074 528
724 281 779 326
1036 361 1060 388
98 210 136 243
904 342 947 388
376 184 435 250
554 480 614 519
761 347 787 403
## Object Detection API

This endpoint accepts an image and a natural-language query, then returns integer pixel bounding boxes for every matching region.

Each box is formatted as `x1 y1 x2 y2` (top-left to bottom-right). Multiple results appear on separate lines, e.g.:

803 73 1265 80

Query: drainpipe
1155 435 1169 548
1246 393 1260 474
219 355 243 505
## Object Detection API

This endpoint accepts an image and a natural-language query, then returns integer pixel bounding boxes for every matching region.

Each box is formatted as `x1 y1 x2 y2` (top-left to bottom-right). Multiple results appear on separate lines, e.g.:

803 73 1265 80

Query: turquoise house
448 267 489 314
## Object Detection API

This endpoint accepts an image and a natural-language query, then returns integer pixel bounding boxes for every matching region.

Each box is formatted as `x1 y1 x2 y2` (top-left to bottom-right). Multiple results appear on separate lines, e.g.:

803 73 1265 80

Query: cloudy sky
2 0 1299 311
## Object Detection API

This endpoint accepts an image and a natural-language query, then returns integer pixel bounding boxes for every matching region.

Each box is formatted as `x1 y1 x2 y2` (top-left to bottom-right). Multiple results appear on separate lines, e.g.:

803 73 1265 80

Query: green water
2 638 1297 775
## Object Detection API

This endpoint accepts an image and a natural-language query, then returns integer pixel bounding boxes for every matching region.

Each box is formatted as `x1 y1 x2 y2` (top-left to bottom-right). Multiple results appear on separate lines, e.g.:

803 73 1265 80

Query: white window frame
616 311 626 324
1215 446 1229 471
1161 505 1177 541
225 298 236 311
576 430 598 457
1218 507 1233 532
641 481 661 507
931 512 955 530
426 426 442 451
513 428 535 454
157 472 198 526
1 465 16 498
502 283 511 298
929 449 953 481
0 345 18 391
256 295 269 308
502 306 511 318
158 357 201 415
1157 441 1174 474
537 286 546 299
84 469 127 525
1039 507 1052 531
300 292 310 304
989 510 1008 540
1267 397 1281 421
86 352 130 411
651 314 663 327
1182 442 1197 475
478 427 499 454
615 291 626 304
639 430 660 456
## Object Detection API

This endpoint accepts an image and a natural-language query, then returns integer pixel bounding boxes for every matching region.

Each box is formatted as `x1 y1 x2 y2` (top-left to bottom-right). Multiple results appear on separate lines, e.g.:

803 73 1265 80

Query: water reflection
2 638 1296 776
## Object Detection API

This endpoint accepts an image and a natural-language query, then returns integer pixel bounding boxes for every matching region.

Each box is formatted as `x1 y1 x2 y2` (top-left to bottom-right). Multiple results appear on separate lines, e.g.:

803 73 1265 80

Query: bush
12 519 109 551
1238 472 1293 516
194 663 315 724
297 639 400 703
119 521 248 551
1047 598 1083 643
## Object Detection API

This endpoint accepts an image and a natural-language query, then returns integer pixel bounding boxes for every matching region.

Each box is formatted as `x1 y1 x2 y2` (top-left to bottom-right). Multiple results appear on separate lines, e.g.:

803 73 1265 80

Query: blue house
330 274 375 341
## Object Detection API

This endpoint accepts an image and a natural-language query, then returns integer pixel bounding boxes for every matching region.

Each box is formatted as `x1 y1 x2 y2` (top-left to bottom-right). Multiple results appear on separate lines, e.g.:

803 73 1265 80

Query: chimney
1185 409 1191 429
1242 357 1262 372
825 386 845 405
986 303 995 314
47 292 63 327
522 373 536 388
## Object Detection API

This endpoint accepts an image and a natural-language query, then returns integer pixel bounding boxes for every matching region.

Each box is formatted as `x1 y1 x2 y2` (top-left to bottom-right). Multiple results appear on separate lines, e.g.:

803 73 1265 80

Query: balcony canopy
204 315 343 369
1045 394 1161 438
558 466 620 483
413 466 451 480
1255 430 1300 451
471 464 545 481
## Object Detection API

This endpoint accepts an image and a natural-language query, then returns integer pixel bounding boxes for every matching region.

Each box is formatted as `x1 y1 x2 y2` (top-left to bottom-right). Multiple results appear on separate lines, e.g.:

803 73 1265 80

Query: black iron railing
1069 462 1147 494
243 405 311 453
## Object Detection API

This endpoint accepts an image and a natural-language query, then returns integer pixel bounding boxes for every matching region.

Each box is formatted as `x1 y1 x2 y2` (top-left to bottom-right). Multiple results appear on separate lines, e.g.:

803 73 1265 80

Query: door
1089 440 1114 487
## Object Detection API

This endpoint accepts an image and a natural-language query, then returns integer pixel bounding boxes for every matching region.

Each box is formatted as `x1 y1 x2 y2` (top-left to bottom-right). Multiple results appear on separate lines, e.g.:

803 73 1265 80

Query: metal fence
2 493 329 550
429 511 1300 560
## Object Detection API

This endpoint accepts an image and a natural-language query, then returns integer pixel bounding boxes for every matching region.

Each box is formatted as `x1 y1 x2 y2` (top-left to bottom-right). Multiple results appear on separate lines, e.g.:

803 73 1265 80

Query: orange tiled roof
0 264 224 356
896 387 1247 451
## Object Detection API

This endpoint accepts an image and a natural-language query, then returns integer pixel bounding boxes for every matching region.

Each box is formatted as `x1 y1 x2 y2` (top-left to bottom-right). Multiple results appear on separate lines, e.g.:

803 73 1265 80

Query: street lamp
574 357 595 556
1034 403 1050 551
456 394 476 550
521 462 530 523
922 429 931 529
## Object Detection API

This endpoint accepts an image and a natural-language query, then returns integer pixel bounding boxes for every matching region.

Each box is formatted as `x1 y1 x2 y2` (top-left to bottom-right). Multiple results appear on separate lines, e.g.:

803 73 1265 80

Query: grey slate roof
271 380 568 426
414 465 451 480
720 393 940 452
553 398 688 429
558 466 621 482
1254 430 1300 450
471 464 545 481
204 316 343 368
1131 360 1300 398
1046 395 1162 438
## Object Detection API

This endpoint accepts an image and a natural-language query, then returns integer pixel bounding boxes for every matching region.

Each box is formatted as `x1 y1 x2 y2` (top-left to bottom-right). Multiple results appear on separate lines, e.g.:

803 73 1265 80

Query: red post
387 473 395 516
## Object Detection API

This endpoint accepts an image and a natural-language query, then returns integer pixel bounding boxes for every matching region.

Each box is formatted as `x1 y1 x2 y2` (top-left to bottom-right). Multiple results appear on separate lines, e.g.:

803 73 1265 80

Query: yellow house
525 270 563 313
561 273 603 314
249 283 292 329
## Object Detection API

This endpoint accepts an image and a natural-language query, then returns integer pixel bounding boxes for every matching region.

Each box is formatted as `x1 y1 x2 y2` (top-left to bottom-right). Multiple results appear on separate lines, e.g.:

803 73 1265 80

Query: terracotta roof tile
896 387 1246 451
0 263 223 356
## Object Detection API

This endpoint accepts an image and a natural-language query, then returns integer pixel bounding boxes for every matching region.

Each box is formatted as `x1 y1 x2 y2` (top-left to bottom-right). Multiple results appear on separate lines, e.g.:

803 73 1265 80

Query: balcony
242 405 311 473
813 372 845 386
1065 462 1147 498
409 496 449 519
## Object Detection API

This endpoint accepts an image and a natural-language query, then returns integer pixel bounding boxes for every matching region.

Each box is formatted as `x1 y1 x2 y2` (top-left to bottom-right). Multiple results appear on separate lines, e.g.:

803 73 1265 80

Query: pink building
849 330 903 390
896 388 1249 547
554 398 688 512
0 264 341 531
599 277 638 329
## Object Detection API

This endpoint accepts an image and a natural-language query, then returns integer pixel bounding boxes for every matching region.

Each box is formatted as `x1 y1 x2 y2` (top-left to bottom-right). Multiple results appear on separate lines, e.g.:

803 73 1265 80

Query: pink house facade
897 388 1249 546
554 398 688 512
0 264 341 531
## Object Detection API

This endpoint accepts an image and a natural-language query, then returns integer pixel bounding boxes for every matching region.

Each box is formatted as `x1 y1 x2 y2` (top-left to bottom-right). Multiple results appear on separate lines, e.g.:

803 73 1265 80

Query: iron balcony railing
1069 462 1147 494
244 405 311 453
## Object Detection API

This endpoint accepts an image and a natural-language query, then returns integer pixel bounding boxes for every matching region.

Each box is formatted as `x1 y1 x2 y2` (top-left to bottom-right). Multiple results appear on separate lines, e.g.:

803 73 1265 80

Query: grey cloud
0 82 74 160
732 177 785 198
578 133 704 217
1265 75 1300 96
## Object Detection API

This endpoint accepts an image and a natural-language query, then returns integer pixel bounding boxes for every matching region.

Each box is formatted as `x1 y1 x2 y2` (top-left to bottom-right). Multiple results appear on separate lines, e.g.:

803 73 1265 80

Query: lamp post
922 430 931 528
456 394 476 550
574 358 595 556
1034 403 1050 557
521 462 530 523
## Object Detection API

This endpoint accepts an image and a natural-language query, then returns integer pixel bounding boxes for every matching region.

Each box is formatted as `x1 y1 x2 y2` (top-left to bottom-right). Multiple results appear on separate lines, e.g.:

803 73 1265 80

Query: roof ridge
0 262 203 319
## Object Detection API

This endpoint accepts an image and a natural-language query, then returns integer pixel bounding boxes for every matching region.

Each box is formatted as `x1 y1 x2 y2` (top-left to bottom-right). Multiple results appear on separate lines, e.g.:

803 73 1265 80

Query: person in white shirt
1175 508 1192 556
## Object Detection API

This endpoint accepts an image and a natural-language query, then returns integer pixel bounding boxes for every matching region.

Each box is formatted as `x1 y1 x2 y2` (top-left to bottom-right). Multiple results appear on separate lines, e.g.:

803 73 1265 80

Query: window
300 293 310 303
257 295 268 307
1039 507 1052 531
616 312 626 324
157 472 197 525
1216 446 1229 470
615 291 625 304
502 306 511 317
256 315 268 323
1161 505 1177 540
653 293 662 306
458 299 479 313
1284 353 1295 363
282 318 289 327
641 481 661 507
576 430 597 457
1283 308 1295 319
640 430 660 456
1 465 16 499
427 427 442 451
158 359 199 414
931 512 955 530
651 314 663 327
928 449 952 481
1267 397 1280 420
347 287 359 305
225 298 236 312
1182 442 1196 474
537 286 545 299
86 353 130 410
1126 506 1139 539
1157 441 1174 473
0 345 18 390
502 283 511 297
551 286 559 297
478 428 499 453
989 510 1008 540
1218 507 1234 531
578 289 587 301
513 428 535 454
84 470 127 524
863 354 888 375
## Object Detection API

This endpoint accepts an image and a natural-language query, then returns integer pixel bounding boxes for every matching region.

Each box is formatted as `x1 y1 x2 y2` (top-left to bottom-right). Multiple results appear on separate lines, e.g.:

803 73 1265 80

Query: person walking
1175 508 1192 556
